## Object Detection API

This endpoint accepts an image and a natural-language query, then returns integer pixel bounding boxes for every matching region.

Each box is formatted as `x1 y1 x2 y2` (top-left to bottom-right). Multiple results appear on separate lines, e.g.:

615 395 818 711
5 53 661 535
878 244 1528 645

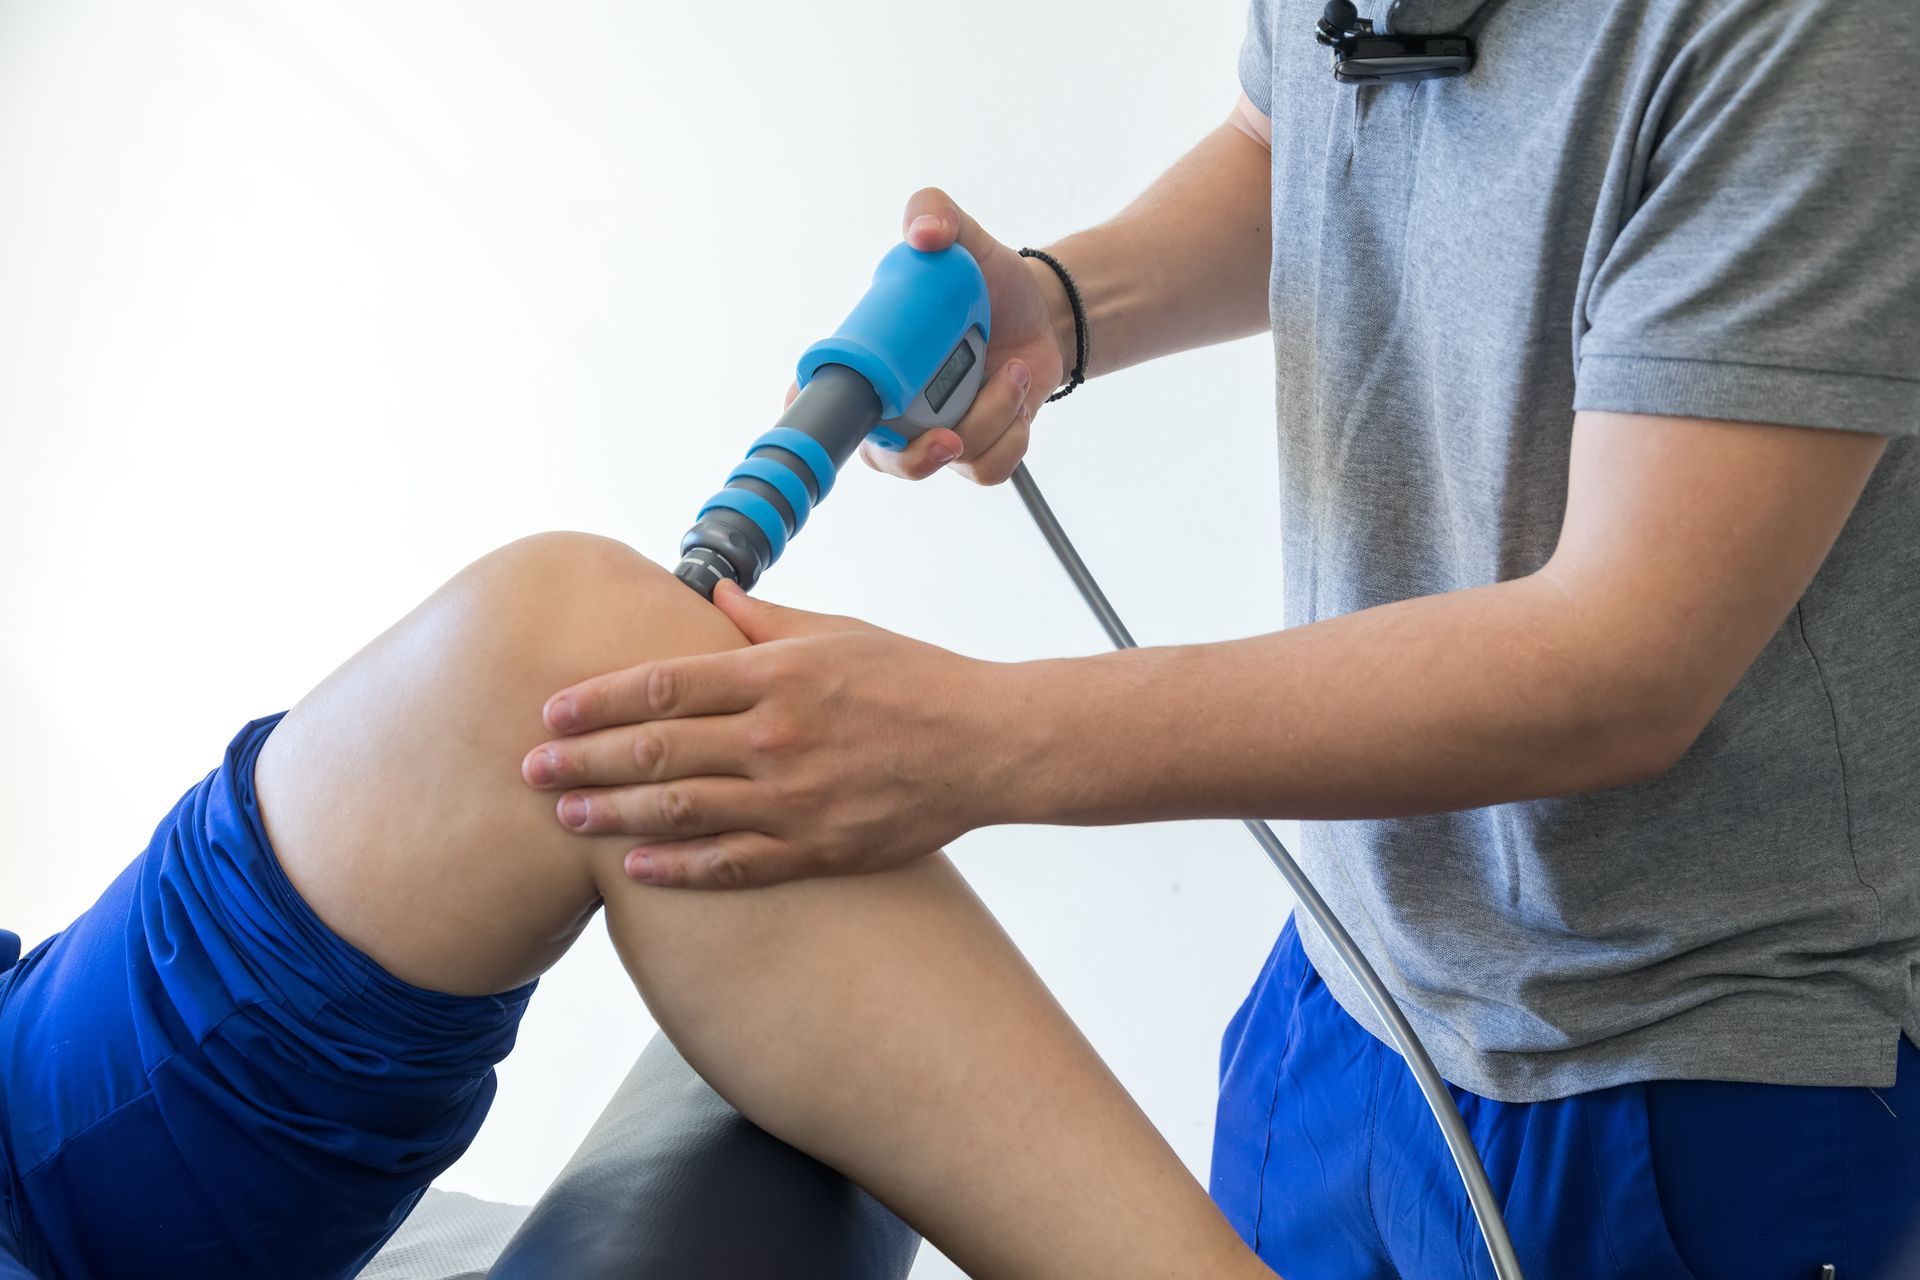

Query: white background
0 3 1294 1274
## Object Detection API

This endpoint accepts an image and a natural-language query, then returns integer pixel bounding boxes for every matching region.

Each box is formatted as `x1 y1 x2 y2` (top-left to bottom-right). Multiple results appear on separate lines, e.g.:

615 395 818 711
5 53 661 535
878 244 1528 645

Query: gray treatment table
359 1033 922 1279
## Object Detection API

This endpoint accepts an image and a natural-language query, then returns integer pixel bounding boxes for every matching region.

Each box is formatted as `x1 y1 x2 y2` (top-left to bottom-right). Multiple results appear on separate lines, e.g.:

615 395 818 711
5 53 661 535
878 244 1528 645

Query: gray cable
1008 461 1525 1280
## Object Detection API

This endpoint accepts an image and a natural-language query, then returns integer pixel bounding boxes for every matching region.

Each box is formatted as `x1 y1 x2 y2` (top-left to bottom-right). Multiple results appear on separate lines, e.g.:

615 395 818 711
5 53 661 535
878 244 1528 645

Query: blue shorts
0 716 536 1280
1212 918 1920 1279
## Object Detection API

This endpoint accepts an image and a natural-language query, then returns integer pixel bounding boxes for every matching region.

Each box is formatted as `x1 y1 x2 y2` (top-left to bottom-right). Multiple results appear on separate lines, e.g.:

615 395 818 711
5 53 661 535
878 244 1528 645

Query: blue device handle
674 243 993 597
796 242 991 420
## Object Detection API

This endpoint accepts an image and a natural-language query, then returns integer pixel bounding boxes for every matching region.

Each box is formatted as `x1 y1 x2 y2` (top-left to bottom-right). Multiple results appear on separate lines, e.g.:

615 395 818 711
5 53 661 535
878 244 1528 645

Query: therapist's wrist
966 657 1090 829
1023 252 1081 392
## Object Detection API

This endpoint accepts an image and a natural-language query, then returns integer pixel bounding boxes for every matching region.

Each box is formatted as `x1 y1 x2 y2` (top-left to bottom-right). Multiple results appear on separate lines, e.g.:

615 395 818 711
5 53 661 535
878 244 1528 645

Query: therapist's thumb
904 187 991 255
711 580 870 643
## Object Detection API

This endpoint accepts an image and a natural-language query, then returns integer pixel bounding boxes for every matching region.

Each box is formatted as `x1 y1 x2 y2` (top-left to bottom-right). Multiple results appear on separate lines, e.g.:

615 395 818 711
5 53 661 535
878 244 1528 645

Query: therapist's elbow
1599 713 1700 790
1569 663 1726 793
1522 568 1736 795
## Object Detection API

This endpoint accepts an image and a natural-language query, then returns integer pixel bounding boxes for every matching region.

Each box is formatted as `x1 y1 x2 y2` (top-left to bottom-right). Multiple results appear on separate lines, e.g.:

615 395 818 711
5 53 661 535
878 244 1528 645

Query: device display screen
923 340 977 414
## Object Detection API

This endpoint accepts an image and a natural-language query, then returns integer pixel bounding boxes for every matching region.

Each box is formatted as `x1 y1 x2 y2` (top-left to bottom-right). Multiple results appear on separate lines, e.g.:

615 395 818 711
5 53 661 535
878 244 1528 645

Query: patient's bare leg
256 533 1269 1280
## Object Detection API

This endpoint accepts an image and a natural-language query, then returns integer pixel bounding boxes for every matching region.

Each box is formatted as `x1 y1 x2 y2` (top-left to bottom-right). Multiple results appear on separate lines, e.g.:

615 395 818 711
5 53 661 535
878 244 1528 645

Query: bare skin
254 531 1274 1280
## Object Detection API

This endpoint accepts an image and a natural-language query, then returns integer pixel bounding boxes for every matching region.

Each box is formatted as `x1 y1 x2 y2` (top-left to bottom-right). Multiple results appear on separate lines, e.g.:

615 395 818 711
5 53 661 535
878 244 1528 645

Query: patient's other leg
257 532 1268 1280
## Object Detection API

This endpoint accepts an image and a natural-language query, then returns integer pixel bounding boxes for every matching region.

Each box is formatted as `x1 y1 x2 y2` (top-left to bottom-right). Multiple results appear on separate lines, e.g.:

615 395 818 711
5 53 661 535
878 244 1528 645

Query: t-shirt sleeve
1238 0 1277 117
1574 0 1920 436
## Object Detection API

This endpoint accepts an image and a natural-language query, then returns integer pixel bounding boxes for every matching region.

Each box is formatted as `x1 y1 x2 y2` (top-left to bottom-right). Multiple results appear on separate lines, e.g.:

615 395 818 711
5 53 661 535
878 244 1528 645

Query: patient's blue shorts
1212 917 1920 1279
0 715 535 1280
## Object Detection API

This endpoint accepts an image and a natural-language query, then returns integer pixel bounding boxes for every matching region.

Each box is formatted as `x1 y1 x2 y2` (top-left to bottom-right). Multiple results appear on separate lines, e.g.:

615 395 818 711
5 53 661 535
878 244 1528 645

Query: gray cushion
357 1190 530 1280
488 1034 921 1279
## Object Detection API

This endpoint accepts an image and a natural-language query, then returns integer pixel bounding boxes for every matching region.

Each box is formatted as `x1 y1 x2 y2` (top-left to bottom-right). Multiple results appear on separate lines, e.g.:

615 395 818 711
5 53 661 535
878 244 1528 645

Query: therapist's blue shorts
1212 917 1920 1279
0 715 535 1279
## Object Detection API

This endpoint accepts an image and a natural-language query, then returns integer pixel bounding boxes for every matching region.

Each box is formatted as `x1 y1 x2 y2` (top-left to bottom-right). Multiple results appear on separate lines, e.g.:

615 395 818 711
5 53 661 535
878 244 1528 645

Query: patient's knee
470 530 657 600
435 532 744 699
259 532 736 996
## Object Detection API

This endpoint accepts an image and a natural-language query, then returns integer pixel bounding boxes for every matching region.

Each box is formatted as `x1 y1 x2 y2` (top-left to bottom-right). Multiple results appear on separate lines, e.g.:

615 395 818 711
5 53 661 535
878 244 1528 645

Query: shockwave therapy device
672 242 1527 1280
673 242 990 599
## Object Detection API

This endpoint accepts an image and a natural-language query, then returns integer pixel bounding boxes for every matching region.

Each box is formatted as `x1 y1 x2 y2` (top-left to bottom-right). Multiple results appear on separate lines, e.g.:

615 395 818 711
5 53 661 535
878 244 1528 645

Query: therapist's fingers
951 401 1032 487
624 831 815 890
859 359 1029 482
544 651 762 735
523 715 752 790
860 426 965 481
944 360 1030 479
554 777 767 841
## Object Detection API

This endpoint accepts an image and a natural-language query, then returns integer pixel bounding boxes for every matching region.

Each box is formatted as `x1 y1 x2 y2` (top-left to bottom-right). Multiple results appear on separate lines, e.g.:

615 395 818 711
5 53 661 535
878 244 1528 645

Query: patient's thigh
0 719 538 1280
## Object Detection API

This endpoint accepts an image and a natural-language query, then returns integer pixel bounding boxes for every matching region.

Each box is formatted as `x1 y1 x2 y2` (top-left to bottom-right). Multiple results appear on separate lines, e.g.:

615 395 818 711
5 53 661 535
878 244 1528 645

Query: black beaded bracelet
1017 246 1088 402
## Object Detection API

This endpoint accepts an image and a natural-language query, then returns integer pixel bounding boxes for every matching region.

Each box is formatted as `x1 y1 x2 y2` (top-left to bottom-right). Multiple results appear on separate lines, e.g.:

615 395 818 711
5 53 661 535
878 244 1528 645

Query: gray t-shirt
1239 0 1919 1101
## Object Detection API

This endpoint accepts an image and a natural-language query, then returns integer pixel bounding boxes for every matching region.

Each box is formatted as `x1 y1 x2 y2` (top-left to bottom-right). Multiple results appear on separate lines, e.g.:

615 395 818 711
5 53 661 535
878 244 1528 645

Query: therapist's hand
786 188 1071 487
523 581 1012 889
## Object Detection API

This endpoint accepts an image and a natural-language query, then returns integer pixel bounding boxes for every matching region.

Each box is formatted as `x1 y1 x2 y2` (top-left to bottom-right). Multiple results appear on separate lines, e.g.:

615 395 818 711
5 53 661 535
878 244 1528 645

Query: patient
0 533 1272 1280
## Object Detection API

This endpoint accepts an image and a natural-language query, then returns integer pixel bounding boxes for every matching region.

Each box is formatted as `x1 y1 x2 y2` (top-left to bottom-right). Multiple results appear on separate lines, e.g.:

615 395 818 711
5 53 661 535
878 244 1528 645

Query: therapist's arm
994 411 1887 824
1026 92 1276 380
527 410 1884 889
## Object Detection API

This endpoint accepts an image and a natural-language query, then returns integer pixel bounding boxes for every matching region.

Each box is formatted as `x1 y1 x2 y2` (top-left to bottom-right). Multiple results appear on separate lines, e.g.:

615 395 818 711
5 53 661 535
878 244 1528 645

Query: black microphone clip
1314 1 1474 85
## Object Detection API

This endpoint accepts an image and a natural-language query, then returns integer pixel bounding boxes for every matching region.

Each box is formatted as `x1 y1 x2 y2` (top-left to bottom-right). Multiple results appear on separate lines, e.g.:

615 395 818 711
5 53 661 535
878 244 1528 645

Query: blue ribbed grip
698 489 788 562
685 426 847 580
726 456 813 534
747 426 839 503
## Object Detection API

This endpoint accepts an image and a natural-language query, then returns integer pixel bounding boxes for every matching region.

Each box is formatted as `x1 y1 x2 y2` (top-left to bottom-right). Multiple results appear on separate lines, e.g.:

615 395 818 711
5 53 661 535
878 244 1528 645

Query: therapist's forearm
985 572 1688 828
1036 112 1273 380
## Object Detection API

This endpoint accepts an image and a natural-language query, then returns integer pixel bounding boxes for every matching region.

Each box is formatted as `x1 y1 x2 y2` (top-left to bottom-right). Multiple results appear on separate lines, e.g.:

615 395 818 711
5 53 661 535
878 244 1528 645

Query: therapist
528 1 1920 1275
